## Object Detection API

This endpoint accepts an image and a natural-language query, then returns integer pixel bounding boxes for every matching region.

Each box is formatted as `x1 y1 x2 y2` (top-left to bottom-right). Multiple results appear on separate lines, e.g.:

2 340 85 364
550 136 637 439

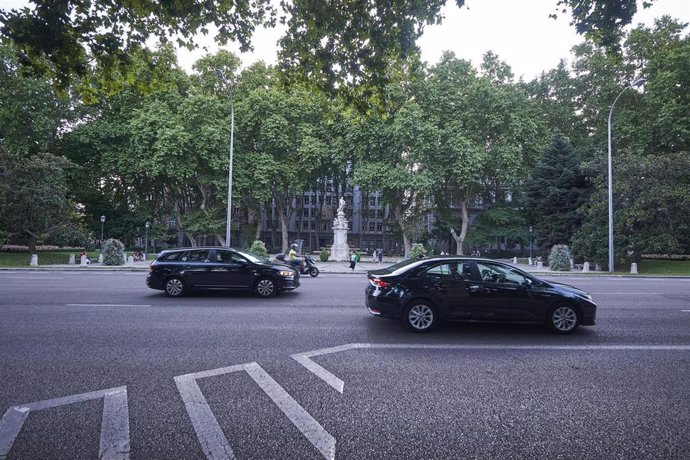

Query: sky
4 0 689 80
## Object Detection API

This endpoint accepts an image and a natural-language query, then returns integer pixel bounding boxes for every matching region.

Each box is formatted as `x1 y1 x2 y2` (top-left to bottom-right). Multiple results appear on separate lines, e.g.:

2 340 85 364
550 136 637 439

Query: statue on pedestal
330 196 350 261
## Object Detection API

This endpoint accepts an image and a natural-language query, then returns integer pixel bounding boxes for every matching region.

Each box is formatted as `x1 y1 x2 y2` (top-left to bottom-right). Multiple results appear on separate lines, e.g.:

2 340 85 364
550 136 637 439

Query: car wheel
308 267 319 277
403 301 438 332
255 277 277 298
548 304 579 334
164 277 186 297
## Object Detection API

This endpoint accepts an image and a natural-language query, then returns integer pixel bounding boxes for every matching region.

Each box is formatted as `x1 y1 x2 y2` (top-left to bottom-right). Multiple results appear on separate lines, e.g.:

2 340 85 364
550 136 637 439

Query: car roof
159 247 237 253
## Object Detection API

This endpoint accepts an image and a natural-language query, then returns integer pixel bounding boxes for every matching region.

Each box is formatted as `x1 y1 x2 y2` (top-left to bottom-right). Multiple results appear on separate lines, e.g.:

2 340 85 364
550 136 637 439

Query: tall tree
524 132 590 251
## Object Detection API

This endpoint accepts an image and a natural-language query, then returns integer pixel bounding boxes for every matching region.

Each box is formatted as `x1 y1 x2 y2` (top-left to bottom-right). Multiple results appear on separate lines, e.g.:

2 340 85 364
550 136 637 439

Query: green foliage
249 240 267 257
2 1 643 102
524 132 590 251
410 243 427 259
548 244 573 271
103 238 125 266
319 249 330 262
0 150 87 251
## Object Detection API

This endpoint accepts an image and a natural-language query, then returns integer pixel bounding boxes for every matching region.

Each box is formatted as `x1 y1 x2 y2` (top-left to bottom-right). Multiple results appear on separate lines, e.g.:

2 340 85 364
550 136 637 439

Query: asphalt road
1 272 689 459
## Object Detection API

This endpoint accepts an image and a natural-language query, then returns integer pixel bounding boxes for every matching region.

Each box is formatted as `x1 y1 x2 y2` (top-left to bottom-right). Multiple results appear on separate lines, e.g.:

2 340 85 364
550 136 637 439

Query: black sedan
365 257 596 334
146 247 300 298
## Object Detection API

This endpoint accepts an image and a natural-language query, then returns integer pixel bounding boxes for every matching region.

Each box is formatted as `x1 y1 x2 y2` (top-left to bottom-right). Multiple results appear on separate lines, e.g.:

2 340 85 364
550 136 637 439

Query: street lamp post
100 215 106 254
607 78 646 273
144 221 150 261
215 69 235 247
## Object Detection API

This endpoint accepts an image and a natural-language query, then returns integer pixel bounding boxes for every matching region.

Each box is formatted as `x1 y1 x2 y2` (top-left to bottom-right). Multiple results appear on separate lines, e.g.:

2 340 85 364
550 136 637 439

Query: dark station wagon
146 247 300 298
365 257 597 333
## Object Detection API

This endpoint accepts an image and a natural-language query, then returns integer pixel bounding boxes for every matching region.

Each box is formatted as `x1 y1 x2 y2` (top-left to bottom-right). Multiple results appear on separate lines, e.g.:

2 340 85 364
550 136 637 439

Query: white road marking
589 292 665 295
293 343 690 395
682 310 690 312
175 362 335 460
5 277 64 280
64 304 150 307
0 386 130 460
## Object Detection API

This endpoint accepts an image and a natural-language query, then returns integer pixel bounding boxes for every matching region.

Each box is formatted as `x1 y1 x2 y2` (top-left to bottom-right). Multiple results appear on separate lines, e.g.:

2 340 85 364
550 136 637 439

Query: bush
410 243 427 259
319 248 330 262
548 244 572 271
249 240 268 257
103 238 125 266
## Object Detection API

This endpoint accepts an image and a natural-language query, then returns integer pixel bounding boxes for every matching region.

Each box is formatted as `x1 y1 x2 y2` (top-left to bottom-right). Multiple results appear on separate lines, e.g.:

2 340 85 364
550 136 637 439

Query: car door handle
467 285 481 293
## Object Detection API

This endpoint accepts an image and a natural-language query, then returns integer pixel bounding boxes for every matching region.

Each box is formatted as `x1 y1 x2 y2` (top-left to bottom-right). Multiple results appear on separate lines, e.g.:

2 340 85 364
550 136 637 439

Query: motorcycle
274 253 319 277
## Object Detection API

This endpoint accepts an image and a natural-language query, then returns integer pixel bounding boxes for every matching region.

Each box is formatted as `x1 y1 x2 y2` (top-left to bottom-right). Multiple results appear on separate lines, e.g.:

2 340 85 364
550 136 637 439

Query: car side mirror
522 278 533 289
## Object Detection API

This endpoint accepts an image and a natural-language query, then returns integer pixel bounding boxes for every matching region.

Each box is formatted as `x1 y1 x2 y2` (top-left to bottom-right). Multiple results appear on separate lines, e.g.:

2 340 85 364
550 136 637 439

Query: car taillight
369 277 391 288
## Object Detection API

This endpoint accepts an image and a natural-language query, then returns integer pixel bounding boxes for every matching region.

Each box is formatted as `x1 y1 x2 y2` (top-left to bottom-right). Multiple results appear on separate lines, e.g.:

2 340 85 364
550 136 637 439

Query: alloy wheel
551 305 578 333
255 278 276 297
165 278 184 297
406 303 436 331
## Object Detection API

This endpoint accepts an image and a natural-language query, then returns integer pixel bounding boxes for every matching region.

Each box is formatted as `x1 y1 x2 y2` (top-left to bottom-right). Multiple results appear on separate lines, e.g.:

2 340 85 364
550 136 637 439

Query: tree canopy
1 0 655 97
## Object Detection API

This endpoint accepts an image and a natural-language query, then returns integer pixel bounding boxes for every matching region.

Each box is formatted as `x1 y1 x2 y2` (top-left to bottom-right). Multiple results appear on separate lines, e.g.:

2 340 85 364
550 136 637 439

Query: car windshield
375 257 428 276
235 249 268 264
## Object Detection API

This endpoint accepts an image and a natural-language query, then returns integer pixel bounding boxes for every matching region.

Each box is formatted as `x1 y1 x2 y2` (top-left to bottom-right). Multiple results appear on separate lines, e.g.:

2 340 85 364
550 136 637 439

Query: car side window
164 251 185 261
216 250 246 264
188 250 211 263
425 263 453 276
476 262 526 284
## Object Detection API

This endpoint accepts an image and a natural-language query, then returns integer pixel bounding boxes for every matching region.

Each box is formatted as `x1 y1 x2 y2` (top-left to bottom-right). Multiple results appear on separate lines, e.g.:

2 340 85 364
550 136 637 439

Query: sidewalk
2 258 637 276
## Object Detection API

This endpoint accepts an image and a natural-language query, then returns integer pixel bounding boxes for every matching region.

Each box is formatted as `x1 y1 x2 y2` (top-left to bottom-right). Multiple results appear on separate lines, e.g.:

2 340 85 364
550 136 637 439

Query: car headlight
279 270 295 278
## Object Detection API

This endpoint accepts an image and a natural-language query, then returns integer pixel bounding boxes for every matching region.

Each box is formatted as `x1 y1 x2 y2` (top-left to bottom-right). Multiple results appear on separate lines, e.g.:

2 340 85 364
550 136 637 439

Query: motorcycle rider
287 243 305 271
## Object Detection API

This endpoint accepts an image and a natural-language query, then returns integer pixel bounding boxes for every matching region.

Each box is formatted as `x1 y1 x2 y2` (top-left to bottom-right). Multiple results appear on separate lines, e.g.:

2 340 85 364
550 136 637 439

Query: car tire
164 277 186 297
547 304 580 334
255 277 277 298
308 267 319 277
403 301 438 332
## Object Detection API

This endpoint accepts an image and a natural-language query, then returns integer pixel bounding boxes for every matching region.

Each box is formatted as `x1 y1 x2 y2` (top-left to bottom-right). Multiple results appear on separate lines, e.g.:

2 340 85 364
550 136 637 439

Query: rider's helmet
291 243 297 250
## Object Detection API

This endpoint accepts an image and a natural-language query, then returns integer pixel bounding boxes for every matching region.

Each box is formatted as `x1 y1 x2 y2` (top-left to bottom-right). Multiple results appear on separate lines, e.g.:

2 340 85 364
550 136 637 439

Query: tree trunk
450 198 469 255
393 201 412 257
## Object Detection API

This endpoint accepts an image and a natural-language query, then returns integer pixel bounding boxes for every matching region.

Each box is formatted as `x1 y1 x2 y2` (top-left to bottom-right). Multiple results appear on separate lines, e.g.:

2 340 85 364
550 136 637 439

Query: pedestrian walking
349 251 357 270
377 250 383 264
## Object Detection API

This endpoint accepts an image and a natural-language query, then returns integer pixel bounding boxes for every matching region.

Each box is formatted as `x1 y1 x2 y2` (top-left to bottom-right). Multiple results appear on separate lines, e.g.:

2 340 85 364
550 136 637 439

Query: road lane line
5 276 64 280
65 304 150 307
175 363 335 460
175 372 236 460
589 292 664 295
0 386 130 460
100 387 131 460
245 363 335 460
294 343 690 394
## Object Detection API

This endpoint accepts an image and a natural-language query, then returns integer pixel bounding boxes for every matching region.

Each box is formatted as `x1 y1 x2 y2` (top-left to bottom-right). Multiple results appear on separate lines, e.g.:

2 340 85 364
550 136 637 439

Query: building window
326 196 332 206
369 222 375 232
304 196 310 205
303 208 310 217
369 196 376 206
377 223 382 232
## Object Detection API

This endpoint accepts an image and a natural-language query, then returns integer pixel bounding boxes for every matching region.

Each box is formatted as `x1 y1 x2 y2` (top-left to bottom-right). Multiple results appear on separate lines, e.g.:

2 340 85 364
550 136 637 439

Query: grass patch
0 251 99 267
637 259 690 275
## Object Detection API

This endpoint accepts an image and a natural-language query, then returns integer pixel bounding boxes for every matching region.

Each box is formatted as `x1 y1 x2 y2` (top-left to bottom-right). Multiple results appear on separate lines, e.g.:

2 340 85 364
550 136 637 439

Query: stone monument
330 197 350 261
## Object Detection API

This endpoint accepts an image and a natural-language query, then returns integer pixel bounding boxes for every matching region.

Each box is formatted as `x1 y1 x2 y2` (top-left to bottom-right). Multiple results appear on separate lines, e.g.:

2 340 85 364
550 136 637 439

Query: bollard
80 255 88 266
630 263 638 274
595 264 602 272
537 261 543 269
582 262 590 273
98 254 103 263
30 254 38 267
512 257 517 264
127 255 134 266
528 257 532 265
68 254 75 264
